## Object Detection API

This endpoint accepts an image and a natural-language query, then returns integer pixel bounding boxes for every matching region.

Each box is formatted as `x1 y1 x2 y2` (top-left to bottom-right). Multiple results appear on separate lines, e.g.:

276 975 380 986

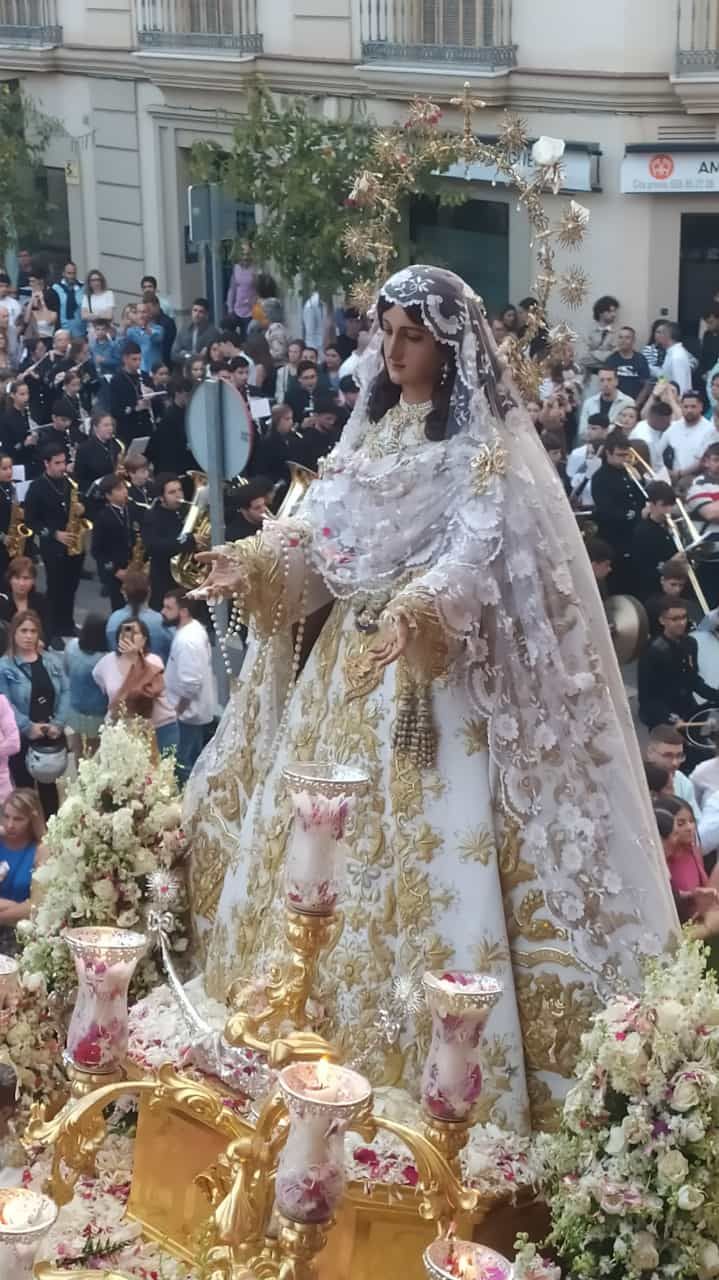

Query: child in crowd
654 795 719 935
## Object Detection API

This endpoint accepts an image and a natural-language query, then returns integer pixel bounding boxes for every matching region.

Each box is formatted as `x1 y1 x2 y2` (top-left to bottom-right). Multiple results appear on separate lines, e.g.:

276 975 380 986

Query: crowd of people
501 291 719 948
4 245 719 955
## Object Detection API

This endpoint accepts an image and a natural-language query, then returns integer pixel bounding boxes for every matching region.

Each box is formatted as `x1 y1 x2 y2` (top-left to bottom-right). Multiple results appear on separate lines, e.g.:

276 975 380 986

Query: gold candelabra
20 763 505 1280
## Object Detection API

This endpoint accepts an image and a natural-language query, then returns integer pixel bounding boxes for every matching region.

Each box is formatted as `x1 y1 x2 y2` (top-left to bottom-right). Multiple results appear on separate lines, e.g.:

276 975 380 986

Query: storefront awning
622 144 719 195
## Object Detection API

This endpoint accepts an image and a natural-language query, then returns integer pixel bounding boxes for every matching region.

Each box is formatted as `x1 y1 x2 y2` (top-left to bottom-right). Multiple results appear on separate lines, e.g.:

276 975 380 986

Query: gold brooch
470 439 508 495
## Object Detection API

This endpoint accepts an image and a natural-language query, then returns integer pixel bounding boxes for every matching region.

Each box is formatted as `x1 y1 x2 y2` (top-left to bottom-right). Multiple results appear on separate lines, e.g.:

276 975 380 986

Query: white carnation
677 1183 704 1212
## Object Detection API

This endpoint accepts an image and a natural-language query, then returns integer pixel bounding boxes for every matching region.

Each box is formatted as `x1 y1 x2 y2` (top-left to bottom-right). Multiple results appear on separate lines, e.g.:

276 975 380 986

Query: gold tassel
392 662 437 768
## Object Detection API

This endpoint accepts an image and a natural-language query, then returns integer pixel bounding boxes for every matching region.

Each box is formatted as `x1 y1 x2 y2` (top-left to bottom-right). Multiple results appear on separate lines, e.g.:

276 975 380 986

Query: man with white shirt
656 322 693 395
162 588 216 782
578 367 635 438
566 415 608 509
663 391 719 491
630 399 673 472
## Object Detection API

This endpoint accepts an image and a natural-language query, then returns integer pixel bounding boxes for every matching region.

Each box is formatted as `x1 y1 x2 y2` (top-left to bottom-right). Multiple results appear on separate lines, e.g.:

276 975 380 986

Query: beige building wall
2 0 719 340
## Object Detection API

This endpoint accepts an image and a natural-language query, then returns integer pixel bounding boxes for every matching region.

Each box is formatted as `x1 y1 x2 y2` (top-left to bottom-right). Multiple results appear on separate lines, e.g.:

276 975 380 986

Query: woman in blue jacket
0 609 70 817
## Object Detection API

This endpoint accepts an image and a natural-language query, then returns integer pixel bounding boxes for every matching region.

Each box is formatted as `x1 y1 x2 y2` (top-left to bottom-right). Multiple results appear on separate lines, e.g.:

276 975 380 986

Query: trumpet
625 447 710 615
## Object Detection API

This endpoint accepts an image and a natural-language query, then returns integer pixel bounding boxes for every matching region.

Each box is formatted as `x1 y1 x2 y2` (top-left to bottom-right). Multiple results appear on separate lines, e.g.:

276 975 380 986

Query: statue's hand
372 615 410 669
190 550 248 603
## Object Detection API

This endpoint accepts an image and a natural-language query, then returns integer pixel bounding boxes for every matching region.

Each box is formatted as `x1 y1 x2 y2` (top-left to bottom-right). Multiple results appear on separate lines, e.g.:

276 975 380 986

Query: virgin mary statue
185 265 677 1134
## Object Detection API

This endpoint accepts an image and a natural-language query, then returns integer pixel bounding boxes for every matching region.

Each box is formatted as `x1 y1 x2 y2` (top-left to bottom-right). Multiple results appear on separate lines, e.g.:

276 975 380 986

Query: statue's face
380 304 443 393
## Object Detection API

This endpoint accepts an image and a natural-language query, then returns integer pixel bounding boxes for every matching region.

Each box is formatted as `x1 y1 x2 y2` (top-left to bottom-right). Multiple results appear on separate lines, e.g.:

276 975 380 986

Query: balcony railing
677 0 719 73
360 0 516 69
137 0 262 55
0 0 61 45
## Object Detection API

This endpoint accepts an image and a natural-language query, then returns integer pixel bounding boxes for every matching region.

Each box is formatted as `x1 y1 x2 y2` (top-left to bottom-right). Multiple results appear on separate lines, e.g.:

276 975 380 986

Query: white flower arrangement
515 939 719 1280
4 720 188 1115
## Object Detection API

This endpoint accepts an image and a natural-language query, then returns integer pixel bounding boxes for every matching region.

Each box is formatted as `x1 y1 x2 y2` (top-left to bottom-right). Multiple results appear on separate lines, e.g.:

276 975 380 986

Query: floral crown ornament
344 84 591 398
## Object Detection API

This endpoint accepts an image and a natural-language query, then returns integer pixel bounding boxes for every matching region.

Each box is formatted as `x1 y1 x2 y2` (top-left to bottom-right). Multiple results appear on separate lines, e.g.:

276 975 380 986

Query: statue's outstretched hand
190 549 248 603
372 616 410 669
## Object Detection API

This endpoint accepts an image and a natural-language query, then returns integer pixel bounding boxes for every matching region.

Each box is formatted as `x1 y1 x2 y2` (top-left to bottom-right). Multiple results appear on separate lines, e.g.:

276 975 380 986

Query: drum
605 594 649 665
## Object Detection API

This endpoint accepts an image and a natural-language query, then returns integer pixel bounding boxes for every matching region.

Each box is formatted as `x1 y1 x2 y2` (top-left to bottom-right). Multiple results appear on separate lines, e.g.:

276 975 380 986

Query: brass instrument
625 447 710 615
273 461 317 520
5 498 32 559
66 478 93 558
170 470 211 589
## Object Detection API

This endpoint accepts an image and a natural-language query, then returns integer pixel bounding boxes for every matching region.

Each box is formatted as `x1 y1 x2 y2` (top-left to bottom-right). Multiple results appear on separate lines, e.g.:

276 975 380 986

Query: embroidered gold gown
184 397 676 1135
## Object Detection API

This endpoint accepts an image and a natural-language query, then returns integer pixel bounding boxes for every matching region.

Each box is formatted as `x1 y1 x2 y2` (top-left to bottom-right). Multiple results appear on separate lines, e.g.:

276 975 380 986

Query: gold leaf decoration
559 266 590 310
556 199 590 250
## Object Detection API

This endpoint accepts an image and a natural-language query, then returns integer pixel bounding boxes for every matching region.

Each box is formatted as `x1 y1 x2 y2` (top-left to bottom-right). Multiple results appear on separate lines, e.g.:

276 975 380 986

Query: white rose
605 1123 626 1155
532 136 566 168
22 972 44 994
677 1183 704 1212
630 1232 659 1272
657 1149 689 1185
656 999 685 1034
685 1117 706 1143
700 1241 719 1278
672 1077 700 1112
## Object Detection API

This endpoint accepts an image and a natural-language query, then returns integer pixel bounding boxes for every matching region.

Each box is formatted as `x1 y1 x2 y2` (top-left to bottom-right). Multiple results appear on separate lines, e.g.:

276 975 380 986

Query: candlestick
421 971 502 1169
63 927 147 1085
423 1236 513 1280
0 1188 57 1279
282 762 368 916
276 1060 372 1227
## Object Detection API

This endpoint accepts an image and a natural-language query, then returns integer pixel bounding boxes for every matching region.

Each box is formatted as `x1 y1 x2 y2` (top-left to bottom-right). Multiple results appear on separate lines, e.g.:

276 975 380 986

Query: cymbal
605 593 649 665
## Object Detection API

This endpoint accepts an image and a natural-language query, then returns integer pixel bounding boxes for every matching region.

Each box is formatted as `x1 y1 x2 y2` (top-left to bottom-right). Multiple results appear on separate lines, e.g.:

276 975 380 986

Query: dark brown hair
9 608 44 652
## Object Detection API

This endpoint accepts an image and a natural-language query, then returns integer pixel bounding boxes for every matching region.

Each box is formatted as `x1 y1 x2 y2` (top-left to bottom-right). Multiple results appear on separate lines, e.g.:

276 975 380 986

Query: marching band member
24 444 84 645
74 411 122 505
591 429 646 595
0 452 16 581
0 380 39 475
124 453 153 508
108 341 153 446
91 473 134 611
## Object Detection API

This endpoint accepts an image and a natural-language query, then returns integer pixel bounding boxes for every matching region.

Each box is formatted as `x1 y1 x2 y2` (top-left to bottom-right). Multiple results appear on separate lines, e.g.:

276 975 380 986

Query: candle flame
317 1057 331 1087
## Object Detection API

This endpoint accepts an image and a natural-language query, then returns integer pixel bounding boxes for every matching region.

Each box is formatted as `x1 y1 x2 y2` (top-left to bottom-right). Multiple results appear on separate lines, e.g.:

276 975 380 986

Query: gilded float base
126 1085 548 1278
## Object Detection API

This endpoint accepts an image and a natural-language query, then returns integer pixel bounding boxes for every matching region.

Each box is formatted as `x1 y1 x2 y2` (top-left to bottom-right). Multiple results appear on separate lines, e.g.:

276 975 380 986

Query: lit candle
423 1237 513 1280
276 1061 372 1225
0 1188 58 1279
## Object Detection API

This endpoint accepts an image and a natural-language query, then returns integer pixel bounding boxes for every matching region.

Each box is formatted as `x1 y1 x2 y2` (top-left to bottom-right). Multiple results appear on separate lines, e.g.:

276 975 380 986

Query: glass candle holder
423 1237 513 1280
282 763 369 916
0 1187 58 1278
64 927 147 1075
276 1059 372 1224
421 971 502 1124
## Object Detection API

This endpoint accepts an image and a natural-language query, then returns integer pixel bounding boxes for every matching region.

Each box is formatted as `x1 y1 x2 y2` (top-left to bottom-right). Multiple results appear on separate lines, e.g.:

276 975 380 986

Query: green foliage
191 83 375 298
0 82 60 259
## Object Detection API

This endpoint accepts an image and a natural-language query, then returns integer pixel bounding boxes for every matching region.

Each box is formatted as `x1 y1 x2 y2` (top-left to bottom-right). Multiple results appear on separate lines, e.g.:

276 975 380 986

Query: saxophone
5 498 32 559
65 478 93 557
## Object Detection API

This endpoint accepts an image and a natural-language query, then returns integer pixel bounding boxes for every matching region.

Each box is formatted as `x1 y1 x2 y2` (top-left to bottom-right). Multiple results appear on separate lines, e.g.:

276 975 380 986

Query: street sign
187 378 254 481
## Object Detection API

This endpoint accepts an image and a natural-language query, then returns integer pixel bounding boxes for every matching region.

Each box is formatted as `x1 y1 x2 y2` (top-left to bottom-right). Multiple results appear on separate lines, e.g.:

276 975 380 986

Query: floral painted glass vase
423 1236 513 1280
282 763 368 916
64 927 147 1074
421 971 502 1124
0 1187 58 1278
275 1060 372 1224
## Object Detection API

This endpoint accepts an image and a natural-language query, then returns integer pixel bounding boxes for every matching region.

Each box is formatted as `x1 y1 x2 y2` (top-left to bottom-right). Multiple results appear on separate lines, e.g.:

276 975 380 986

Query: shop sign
622 151 719 194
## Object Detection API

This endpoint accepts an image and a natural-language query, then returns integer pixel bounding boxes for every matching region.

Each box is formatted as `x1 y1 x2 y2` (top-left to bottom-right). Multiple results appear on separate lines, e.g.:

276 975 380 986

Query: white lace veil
301 265 677 990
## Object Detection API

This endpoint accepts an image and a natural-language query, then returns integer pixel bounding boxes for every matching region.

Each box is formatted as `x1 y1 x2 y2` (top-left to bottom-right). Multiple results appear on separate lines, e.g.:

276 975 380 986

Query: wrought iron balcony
137 0 262 55
0 0 61 45
676 0 719 73
360 0 516 70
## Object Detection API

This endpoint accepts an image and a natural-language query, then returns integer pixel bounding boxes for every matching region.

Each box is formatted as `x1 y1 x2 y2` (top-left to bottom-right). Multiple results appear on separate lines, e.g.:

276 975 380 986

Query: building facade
1 0 719 341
